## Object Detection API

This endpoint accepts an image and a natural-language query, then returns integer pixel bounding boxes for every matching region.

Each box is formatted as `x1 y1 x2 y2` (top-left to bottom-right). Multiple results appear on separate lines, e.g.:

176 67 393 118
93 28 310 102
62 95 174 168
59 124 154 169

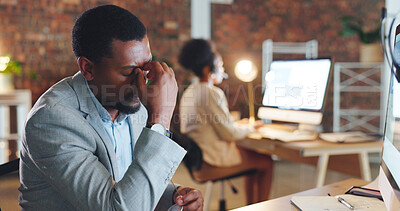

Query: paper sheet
291 194 386 211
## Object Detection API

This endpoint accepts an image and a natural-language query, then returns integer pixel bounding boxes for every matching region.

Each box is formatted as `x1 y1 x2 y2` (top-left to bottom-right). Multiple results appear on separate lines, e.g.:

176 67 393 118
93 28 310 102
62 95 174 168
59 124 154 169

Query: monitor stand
257 107 323 126
379 167 400 210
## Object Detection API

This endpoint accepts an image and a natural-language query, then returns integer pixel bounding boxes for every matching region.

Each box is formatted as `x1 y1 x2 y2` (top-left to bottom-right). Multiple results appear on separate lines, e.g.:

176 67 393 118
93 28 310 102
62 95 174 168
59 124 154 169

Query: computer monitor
258 58 332 130
379 25 400 211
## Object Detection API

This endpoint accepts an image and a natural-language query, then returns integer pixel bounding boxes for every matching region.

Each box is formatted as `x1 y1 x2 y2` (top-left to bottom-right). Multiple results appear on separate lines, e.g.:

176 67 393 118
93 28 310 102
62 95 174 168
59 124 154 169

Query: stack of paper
319 131 377 143
291 194 386 211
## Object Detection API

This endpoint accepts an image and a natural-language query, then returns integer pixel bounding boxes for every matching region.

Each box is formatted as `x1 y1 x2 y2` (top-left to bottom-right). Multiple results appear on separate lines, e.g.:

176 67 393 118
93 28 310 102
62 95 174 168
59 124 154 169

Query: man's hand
174 187 204 211
135 61 178 129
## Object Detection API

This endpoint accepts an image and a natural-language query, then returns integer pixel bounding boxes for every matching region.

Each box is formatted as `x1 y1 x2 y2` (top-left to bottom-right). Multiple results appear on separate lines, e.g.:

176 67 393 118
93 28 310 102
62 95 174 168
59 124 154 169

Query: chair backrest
171 129 203 174
0 158 19 176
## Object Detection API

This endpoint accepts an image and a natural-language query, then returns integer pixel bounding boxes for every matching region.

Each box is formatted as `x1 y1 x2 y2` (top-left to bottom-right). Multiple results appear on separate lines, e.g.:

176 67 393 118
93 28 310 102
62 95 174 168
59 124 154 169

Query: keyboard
251 125 318 142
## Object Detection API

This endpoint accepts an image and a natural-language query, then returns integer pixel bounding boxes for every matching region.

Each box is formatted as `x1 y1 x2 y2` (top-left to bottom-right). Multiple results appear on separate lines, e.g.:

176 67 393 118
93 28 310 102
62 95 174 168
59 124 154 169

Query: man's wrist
147 114 171 129
146 122 173 139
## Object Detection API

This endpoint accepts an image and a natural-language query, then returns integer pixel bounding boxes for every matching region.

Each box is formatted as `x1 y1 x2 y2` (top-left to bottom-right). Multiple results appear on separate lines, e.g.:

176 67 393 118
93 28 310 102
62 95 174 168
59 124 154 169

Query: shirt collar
85 80 130 123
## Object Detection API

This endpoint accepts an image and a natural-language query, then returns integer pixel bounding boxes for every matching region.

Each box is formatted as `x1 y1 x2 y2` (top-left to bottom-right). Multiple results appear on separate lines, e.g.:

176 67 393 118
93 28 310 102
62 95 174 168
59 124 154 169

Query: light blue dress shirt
86 82 133 182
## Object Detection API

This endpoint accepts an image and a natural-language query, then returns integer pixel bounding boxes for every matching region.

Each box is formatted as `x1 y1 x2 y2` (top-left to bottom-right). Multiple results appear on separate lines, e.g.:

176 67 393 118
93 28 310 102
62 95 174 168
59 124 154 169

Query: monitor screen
262 58 332 111
381 75 400 188
380 70 400 208
379 24 400 209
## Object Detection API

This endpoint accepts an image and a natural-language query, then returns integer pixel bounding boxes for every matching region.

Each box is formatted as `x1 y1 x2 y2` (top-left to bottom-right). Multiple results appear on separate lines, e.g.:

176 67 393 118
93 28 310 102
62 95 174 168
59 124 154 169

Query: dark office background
0 0 384 130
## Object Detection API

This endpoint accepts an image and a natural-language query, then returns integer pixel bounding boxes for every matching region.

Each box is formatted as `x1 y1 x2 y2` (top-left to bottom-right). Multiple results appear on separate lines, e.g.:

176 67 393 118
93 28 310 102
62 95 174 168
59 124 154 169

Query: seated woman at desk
178 39 274 204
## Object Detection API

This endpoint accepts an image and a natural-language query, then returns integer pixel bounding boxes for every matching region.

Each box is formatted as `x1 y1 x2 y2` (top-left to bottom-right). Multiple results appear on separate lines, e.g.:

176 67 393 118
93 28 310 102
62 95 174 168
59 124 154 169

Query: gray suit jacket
19 72 186 211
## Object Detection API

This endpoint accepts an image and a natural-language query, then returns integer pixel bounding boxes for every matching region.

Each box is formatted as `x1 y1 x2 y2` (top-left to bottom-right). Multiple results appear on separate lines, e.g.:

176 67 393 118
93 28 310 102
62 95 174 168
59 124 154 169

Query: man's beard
115 101 141 114
113 91 141 114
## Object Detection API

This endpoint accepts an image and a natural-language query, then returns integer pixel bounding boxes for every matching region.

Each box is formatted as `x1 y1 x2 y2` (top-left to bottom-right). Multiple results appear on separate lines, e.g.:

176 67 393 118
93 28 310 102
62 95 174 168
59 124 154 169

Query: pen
171 179 182 197
171 179 183 211
336 196 355 210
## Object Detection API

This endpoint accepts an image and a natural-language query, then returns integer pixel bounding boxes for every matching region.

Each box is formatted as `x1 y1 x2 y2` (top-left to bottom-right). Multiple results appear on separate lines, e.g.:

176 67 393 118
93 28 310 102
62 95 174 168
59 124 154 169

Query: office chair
0 158 19 176
172 130 256 211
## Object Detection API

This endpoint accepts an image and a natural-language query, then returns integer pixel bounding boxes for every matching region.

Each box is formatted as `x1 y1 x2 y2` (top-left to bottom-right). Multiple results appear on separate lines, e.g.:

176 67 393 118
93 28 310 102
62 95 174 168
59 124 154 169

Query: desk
231 178 368 211
237 127 382 187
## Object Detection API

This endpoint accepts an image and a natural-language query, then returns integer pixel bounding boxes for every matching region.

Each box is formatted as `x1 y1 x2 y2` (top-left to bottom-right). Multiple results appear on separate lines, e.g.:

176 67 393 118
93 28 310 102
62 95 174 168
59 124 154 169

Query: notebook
319 131 377 143
291 194 386 211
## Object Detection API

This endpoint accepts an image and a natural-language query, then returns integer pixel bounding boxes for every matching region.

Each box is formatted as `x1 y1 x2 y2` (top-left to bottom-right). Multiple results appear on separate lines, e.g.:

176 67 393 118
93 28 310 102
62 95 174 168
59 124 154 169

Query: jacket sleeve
22 104 186 211
206 87 254 141
155 183 177 211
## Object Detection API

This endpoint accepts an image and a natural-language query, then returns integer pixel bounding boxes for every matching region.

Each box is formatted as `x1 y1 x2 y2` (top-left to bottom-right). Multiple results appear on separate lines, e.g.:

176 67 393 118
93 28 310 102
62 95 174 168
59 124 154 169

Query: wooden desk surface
231 178 368 211
237 130 382 177
238 137 382 157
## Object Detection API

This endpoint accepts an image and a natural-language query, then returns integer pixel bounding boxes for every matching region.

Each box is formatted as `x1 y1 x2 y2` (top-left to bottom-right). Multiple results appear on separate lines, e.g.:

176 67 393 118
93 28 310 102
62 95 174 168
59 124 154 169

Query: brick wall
0 0 191 101
0 0 384 131
211 0 384 131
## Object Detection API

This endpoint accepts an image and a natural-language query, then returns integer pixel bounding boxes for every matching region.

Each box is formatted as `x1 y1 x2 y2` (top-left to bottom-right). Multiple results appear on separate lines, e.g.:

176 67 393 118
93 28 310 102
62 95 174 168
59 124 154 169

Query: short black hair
72 5 146 64
178 39 215 77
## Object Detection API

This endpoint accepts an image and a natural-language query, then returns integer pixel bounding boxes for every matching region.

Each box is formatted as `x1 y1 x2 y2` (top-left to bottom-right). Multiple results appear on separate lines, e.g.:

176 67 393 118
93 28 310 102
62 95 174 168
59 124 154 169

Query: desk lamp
234 60 258 124
0 56 10 71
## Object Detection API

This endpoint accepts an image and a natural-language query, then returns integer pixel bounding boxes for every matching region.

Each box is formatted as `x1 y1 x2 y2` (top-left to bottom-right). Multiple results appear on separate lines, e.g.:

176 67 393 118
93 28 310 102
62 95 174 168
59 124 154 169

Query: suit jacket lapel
71 72 119 180
129 104 147 158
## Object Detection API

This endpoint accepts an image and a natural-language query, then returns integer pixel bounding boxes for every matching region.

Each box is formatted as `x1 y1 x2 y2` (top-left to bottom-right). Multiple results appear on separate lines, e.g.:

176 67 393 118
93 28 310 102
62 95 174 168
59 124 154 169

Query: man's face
89 36 152 114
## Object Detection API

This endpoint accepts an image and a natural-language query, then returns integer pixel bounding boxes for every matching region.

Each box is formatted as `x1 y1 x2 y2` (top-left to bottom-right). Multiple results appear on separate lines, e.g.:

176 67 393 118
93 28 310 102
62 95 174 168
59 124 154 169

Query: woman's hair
178 39 215 77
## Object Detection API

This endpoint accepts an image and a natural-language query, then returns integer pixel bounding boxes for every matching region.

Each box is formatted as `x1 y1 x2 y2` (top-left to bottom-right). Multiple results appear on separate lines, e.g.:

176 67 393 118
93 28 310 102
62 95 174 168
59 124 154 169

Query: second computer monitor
258 58 332 127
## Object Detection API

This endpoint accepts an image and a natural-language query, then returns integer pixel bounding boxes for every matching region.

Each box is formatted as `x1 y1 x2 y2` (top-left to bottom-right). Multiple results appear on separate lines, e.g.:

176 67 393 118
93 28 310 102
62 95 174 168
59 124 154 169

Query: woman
178 39 273 204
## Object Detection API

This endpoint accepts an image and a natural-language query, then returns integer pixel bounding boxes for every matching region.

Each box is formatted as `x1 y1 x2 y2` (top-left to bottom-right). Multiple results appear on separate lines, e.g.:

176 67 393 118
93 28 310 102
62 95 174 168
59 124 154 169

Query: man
19 5 203 211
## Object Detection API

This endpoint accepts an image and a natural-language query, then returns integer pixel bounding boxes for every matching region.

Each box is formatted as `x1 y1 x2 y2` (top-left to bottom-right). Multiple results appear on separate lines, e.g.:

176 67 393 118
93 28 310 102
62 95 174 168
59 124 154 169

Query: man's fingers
183 199 203 211
174 188 204 211
142 61 175 81
143 61 164 80
161 62 174 76
143 62 156 80
134 68 146 91
182 190 202 204
160 62 169 71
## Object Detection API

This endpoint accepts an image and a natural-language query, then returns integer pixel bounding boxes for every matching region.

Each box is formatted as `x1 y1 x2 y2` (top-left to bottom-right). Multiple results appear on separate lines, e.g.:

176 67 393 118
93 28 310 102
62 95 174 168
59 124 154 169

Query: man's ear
77 57 95 81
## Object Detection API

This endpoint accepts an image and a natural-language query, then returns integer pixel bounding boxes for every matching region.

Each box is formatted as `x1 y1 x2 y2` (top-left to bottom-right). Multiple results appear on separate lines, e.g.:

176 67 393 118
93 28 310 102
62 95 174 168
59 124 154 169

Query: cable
387 14 396 68
381 8 392 68
380 7 400 79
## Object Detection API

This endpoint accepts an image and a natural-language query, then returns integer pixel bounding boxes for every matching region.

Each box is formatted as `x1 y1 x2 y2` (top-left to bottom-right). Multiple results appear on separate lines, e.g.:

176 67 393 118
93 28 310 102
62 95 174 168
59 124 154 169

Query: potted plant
339 16 382 62
0 56 21 92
